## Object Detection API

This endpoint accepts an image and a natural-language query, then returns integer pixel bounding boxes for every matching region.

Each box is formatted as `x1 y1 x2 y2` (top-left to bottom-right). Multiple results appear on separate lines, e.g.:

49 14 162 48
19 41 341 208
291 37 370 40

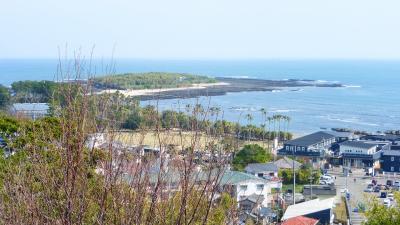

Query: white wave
323 115 378 126
343 85 362 88
270 109 298 113
229 106 258 112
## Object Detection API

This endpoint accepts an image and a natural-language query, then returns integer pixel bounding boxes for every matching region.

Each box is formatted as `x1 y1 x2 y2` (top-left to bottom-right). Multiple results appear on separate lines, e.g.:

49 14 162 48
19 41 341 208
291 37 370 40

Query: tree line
122 105 293 142
93 72 216 90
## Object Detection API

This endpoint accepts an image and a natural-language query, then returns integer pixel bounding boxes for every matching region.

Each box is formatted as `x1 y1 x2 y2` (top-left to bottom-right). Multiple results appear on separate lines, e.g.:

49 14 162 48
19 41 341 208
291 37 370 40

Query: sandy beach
97 82 230 97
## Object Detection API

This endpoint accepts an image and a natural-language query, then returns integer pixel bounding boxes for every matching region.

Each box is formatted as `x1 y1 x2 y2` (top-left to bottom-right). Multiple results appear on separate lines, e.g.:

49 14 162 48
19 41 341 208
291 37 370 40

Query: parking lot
330 167 400 222
326 167 399 224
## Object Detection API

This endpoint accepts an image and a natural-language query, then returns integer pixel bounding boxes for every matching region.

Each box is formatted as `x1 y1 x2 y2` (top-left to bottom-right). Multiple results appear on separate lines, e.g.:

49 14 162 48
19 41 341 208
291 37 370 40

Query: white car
319 179 333 185
321 175 333 180
364 187 373 192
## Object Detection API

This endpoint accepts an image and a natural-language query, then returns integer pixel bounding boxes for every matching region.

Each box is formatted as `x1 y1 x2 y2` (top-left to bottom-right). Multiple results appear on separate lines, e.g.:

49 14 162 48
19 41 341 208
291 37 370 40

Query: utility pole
309 175 314 200
292 148 296 205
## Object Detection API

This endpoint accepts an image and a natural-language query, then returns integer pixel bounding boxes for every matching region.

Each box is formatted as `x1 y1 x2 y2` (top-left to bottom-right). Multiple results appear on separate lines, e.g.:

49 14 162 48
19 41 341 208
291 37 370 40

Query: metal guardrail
344 196 352 225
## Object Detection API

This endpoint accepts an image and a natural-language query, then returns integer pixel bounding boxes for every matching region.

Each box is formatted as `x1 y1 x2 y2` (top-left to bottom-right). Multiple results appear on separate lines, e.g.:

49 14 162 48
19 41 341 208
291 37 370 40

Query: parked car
321 175 333 180
387 180 393 186
373 186 381 192
364 187 373 192
367 184 374 189
394 181 400 187
381 192 387 198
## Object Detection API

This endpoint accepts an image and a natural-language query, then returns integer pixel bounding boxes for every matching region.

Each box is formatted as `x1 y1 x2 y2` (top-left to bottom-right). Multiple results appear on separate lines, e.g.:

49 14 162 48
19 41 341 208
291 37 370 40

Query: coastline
96 77 343 101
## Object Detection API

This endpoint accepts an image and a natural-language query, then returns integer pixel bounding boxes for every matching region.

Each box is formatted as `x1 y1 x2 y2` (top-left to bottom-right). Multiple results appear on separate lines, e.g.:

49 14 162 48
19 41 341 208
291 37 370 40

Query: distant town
3 95 400 225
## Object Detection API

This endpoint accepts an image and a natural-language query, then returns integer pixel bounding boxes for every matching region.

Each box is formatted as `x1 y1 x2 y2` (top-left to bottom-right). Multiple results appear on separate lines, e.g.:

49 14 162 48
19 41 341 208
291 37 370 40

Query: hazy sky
1 0 400 59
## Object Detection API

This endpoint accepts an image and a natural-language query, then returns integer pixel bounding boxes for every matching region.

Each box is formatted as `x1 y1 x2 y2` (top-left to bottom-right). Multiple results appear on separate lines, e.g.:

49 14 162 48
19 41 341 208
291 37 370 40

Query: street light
292 147 296 205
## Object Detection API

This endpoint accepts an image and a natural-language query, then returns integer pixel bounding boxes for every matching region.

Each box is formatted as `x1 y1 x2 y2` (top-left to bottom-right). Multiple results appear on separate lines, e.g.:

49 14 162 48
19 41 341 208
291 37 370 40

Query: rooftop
285 131 336 147
273 157 302 170
340 140 378 149
281 198 334 221
239 194 265 203
361 134 400 142
12 103 49 112
382 150 400 156
282 216 319 225
245 162 278 174
220 170 267 185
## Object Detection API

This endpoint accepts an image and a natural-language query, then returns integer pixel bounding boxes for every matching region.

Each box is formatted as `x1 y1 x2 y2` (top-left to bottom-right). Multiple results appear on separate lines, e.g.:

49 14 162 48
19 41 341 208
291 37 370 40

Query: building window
286 146 289 150
256 184 264 191
240 185 248 191
257 173 263 177
297 147 301 151
302 147 305 151
391 157 395 162
391 167 395 172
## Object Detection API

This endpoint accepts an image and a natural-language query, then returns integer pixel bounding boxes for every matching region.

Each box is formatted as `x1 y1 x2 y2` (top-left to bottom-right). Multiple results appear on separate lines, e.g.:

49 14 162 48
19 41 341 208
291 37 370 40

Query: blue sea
1 59 400 135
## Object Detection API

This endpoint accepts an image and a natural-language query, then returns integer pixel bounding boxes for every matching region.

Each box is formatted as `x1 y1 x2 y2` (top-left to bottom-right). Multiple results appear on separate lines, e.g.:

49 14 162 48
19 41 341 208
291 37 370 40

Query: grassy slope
94 72 216 90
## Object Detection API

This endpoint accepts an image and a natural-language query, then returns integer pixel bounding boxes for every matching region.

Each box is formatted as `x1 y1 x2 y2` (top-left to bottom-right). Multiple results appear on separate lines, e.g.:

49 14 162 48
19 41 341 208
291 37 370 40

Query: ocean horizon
1 58 400 135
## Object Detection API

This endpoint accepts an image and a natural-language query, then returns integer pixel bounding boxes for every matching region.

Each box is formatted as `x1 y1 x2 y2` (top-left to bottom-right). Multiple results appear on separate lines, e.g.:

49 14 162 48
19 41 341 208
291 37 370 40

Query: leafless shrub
0 53 237 225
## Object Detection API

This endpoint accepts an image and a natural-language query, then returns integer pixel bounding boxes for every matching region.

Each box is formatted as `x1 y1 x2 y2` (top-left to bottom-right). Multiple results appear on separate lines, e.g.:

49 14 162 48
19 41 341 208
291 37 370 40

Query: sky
1 0 400 59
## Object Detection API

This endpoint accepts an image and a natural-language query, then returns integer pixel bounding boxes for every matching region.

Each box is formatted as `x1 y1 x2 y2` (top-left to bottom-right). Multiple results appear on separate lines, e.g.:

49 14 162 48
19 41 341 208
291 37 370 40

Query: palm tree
267 116 273 150
260 108 267 145
245 113 253 141
284 115 291 140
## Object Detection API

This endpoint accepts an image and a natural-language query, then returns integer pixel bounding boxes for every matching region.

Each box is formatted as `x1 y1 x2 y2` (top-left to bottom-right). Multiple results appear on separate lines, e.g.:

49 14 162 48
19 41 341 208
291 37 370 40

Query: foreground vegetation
0 75 238 224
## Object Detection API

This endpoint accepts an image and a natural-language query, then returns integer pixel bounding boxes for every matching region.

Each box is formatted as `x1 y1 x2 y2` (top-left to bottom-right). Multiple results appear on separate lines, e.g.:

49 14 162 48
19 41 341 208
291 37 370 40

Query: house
360 134 400 144
10 103 49 120
281 198 335 225
245 163 278 179
220 170 272 208
239 206 277 225
281 216 319 225
380 150 400 174
244 163 282 189
239 194 265 212
325 131 357 143
278 131 336 167
273 157 302 170
339 140 383 168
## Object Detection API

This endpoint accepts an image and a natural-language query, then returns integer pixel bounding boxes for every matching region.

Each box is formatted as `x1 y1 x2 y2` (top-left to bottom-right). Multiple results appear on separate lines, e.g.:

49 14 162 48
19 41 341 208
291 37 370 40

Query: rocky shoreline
133 77 343 101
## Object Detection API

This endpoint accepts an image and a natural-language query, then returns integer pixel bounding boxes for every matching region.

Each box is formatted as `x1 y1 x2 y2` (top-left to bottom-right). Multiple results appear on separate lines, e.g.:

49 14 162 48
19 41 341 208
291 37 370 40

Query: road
329 167 369 225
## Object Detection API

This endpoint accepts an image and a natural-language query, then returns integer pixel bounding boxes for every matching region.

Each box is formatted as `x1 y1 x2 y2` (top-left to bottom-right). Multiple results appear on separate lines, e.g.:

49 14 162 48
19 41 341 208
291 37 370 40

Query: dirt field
114 130 270 151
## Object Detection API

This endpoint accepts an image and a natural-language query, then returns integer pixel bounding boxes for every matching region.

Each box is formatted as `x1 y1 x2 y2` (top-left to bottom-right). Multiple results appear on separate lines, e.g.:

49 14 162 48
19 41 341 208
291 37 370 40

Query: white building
339 141 382 168
244 162 282 189
220 170 272 208
10 103 49 120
